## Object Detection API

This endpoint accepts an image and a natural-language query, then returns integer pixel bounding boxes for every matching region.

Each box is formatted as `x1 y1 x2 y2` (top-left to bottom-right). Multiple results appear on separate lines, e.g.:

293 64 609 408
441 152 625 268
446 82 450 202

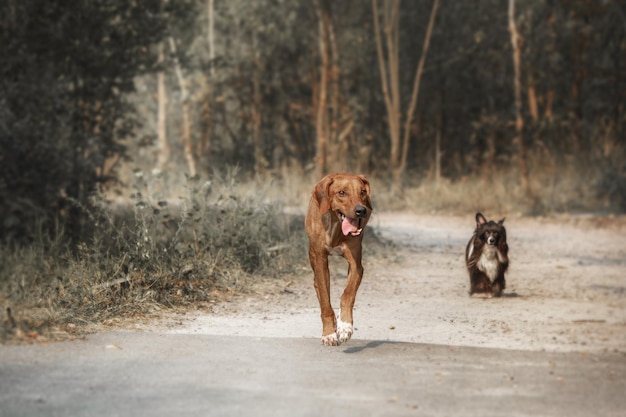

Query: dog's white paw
471 292 493 299
321 332 339 346
336 319 353 344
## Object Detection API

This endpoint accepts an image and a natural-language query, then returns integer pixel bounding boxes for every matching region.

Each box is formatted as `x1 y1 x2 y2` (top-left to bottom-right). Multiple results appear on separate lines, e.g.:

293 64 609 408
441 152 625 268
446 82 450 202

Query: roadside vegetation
2 161 622 344
0 171 311 343
1 1 624 343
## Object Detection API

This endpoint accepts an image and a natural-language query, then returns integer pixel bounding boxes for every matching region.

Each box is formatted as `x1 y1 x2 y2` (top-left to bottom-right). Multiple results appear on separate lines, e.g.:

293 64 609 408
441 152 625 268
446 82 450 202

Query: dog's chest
477 245 499 281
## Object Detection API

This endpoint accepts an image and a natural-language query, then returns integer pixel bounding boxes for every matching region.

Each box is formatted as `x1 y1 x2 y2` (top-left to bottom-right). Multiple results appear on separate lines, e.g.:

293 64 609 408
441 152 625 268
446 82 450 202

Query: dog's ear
476 212 487 226
498 218 507 242
359 175 373 210
498 218 505 225
313 175 334 215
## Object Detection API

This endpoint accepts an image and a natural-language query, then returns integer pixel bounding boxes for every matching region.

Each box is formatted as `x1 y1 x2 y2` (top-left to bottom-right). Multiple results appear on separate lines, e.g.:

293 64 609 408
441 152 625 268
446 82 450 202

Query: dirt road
172 212 626 354
1 213 625 416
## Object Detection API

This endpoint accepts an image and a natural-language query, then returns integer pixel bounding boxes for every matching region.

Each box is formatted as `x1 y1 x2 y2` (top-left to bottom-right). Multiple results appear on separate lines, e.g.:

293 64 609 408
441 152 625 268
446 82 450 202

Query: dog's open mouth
339 212 363 236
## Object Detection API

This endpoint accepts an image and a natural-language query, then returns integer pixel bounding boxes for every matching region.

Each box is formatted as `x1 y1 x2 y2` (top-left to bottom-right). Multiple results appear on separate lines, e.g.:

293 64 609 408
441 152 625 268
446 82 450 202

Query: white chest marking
477 245 499 282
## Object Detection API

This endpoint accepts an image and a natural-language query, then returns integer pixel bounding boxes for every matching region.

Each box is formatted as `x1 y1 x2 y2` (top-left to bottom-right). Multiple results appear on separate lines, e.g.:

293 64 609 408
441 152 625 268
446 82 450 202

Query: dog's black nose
355 205 367 218
487 236 496 245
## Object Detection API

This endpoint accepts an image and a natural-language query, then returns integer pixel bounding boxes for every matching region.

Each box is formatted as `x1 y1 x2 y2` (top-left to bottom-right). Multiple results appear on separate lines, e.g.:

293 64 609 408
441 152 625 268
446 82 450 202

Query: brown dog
305 173 372 346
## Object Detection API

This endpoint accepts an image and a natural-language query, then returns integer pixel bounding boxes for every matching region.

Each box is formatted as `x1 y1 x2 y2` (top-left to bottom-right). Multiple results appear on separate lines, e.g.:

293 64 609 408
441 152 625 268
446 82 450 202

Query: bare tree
311 0 355 178
401 0 439 179
156 41 170 172
252 41 269 174
373 0 400 177
198 0 216 165
508 0 530 194
169 36 197 177
312 0 330 179
373 0 439 186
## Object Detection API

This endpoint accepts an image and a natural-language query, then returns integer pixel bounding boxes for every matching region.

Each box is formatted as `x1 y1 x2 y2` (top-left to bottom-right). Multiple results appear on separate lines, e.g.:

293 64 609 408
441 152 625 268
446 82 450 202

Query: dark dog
465 212 509 297
305 173 372 346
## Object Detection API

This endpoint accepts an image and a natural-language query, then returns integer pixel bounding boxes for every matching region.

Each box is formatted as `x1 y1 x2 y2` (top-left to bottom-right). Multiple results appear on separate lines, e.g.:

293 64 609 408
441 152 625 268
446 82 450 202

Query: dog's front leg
469 268 492 296
492 245 508 297
309 248 338 346
337 243 363 344
491 269 506 297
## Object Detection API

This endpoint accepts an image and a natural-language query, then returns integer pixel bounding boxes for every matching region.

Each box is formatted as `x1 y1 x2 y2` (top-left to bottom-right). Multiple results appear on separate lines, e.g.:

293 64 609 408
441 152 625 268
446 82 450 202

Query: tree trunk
527 74 539 123
156 42 169 172
207 0 215 78
544 90 554 121
435 105 443 185
373 0 439 186
372 0 401 177
396 0 439 184
328 2 339 138
508 0 530 194
199 0 216 165
313 0 330 179
169 36 197 177
252 46 268 174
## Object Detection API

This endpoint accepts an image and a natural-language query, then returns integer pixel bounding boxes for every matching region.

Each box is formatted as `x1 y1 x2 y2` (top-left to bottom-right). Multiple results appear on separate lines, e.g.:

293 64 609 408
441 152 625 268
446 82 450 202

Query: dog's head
474 212 506 246
313 173 372 236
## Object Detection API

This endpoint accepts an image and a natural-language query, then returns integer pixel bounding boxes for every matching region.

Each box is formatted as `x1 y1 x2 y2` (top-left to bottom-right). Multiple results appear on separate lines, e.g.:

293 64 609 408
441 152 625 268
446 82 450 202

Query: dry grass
1 170 311 343
1 150 623 343
371 143 624 216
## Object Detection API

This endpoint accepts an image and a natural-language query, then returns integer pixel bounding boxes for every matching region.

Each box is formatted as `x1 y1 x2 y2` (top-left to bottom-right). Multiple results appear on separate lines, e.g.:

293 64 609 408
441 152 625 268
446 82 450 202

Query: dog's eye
338 190 346 197
360 189 367 196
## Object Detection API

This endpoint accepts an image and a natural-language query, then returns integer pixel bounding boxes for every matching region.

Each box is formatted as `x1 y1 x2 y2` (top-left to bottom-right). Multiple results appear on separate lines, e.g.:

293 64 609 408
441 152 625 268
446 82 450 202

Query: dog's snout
355 205 367 218
487 236 496 245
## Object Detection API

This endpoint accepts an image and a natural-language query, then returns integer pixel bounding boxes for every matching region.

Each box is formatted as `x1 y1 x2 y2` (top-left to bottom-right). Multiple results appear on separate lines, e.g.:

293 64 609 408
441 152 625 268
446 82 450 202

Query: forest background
0 0 624 340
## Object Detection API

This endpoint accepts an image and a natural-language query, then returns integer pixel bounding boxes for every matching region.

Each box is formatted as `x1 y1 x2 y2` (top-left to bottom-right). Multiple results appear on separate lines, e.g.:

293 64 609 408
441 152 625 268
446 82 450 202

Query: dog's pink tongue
341 217 359 236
